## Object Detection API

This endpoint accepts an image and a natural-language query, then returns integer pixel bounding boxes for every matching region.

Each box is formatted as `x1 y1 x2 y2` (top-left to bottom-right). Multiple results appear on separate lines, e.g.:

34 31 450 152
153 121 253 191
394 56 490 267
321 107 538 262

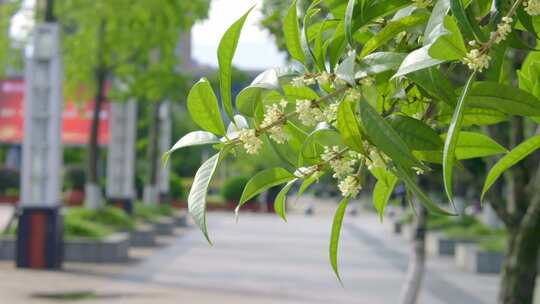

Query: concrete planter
0 237 15 260
64 233 130 263
153 217 175 235
129 224 157 247
426 232 476 256
0 233 130 263
173 211 188 227
384 219 401 235
455 244 504 274
401 224 415 241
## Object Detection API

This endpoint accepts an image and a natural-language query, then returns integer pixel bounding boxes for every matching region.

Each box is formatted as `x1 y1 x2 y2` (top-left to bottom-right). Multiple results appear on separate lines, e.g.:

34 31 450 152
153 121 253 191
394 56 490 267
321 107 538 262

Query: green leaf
188 153 221 244
301 125 343 164
297 171 324 198
481 134 540 201
237 168 296 215
406 67 457 106
330 196 349 282
373 171 398 221
449 0 477 42
393 45 445 77
466 82 540 117
187 78 226 136
360 14 429 58
428 16 467 61
386 115 443 150
337 100 365 153
359 100 425 170
218 7 254 119
236 69 280 117
355 52 406 78
335 51 356 86
443 73 476 204
163 131 219 166
437 107 508 126
283 0 305 64
344 0 356 47
444 131 507 159
395 165 455 215
274 178 298 222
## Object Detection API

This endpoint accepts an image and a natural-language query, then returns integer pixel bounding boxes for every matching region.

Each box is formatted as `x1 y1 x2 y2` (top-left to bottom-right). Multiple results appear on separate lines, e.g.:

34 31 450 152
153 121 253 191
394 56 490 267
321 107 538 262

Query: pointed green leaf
274 178 298 222
335 51 356 86
163 131 219 166
355 52 406 79
187 78 226 136
406 67 457 106
443 73 476 203
237 168 295 214
337 100 365 153
428 16 467 61
236 69 280 117
218 7 254 119
360 14 429 58
330 196 349 282
449 0 478 42
297 171 324 198
443 132 507 159
359 100 425 170
344 0 356 47
481 134 540 201
373 171 398 221
283 0 305 64
395 165 454 215
188 153 221 244
466 82 540 117
386 115 443 151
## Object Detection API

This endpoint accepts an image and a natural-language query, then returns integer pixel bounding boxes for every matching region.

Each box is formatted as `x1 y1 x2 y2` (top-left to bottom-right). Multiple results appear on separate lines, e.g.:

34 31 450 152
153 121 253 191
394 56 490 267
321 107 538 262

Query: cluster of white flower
316 72 332 86
292 74 317 87
463 48 491 72
331 77 348 89
359 77 374 87
296 99 325 126
295 165 320 179
412 0 432 8
238 129 263 154
524 0 540 16
491 17 512 44
338 176 362 198
323 102 339 123
321 146 357 179
365 150 388 171
260 100 288 144
346 89 362 101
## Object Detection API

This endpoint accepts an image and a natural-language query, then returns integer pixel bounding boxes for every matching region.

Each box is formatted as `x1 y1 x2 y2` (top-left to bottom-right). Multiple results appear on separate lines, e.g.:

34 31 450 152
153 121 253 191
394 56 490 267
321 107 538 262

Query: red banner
0 79 110 146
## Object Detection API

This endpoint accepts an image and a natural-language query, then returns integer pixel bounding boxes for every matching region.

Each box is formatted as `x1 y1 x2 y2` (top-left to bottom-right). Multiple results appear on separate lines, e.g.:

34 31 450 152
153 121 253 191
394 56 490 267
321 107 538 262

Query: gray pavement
0 209 538 303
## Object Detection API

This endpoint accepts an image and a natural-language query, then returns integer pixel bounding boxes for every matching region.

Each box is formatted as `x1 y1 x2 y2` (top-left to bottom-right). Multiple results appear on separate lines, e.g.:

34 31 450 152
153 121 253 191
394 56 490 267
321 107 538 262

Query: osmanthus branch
478 0 525 54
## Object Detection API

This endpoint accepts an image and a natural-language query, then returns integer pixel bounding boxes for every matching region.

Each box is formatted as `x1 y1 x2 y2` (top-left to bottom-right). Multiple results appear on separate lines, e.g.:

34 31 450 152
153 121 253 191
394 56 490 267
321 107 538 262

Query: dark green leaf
330 196 349 282
373 171 398 221
284 0 305 64
274 178 298 222
218 7 254 119
387 115 443 150
337 100 366 153
466 82 540 116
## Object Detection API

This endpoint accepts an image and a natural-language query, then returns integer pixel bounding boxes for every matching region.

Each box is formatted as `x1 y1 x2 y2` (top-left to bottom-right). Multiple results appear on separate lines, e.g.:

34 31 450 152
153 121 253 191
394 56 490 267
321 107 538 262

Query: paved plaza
0 208 538 304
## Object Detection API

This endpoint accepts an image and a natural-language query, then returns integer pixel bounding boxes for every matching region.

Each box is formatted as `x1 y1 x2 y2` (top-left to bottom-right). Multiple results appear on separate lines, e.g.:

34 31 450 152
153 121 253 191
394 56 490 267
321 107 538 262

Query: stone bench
426 232 476 256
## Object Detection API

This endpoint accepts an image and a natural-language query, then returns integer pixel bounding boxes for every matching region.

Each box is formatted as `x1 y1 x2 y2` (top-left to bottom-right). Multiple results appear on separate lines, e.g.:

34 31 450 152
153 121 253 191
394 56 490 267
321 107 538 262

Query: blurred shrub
479 235 508 252
63 165 86 191
134 202 172 221
0 167 19 195
67 207 135 231
64 216 112 240
221 176 250 202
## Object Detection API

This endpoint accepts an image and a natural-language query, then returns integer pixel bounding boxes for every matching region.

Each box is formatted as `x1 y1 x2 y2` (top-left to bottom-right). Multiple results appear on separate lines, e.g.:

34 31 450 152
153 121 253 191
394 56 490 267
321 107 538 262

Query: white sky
192 0 286 70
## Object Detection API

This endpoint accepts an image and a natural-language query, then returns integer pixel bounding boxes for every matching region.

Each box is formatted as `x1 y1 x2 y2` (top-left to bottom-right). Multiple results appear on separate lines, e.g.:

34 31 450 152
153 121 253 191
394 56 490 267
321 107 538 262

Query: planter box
455 244 504 274
129 224 157 247
0 237 15 259
64 233 130 263
153 217 175 235
0 233 130 263
384 219 401 235
401 224 414 241
426 232 476 256
173 211 188 227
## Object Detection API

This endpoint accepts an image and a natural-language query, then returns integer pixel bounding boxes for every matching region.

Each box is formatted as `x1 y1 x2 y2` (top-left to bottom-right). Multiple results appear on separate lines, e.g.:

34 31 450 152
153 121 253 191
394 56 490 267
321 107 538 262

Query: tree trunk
399 203 427 304
85 19 106 209
498 192 540 304
143 101 161 205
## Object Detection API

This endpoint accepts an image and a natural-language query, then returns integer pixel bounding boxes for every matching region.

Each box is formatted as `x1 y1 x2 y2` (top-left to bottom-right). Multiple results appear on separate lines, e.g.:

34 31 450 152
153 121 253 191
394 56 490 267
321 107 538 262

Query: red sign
0 79 110 146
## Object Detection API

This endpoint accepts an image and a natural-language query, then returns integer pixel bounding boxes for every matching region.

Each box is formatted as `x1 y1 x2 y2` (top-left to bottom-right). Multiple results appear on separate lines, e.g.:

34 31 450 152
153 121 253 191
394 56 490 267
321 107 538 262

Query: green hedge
221 176 250 201
134 202 173 222
64 216 112 240
66 207 135 231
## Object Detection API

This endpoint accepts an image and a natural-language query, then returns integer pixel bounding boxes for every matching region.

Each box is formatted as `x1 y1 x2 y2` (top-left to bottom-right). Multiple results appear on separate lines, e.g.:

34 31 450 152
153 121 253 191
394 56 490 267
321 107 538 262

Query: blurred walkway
0 209 538 303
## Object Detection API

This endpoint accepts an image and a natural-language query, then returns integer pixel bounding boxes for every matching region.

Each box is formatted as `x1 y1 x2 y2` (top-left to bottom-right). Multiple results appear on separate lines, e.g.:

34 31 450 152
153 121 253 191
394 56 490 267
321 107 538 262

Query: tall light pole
17 0 63 269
